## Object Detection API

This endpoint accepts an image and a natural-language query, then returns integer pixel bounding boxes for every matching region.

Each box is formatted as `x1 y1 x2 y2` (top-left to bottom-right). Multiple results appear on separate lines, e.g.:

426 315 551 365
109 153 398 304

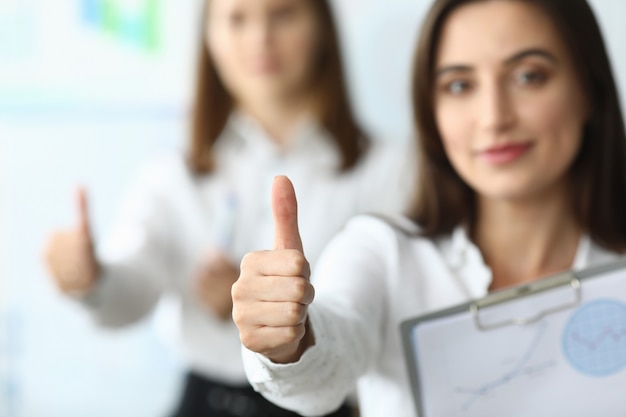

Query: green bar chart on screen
81 0 161 52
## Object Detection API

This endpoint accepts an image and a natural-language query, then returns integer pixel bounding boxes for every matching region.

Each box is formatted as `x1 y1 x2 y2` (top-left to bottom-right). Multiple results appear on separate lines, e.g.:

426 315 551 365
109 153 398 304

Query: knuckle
290 278 308 300
296 324 306 340
231 306 245 325
284 324 305 342
239 331 257 350
230 281 245 301
282 326 297 342
240 252 255 270
230 304 243 325
285 302 304 324
232 301 260 327
241 250 267 269
241 251 272 274
284 250 307 275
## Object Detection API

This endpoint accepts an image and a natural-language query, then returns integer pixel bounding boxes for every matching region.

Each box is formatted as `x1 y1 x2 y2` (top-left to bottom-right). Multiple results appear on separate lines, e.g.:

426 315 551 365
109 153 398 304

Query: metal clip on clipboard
470 272 582 331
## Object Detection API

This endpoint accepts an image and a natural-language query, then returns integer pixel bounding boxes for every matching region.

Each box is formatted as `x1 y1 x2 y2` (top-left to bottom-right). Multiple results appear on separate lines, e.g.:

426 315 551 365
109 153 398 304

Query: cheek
279 24 319 72
208 30 247 92
436 102 474 165
522 91 567 133
521 90 585 159
208 29 236 71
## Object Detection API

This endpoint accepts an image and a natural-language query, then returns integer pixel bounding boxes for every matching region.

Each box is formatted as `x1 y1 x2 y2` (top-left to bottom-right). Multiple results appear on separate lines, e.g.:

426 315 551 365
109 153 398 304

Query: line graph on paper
562 299 626 376
454 321 557 412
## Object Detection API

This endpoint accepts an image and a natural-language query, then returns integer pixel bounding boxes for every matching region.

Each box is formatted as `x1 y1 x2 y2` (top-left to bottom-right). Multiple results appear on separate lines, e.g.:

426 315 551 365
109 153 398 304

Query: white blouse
80 113 414 384
242 215 622 416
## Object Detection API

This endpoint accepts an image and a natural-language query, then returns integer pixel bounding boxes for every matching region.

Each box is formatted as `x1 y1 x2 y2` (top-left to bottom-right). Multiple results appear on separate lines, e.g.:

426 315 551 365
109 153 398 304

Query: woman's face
206 0 321 105
434 0 588 202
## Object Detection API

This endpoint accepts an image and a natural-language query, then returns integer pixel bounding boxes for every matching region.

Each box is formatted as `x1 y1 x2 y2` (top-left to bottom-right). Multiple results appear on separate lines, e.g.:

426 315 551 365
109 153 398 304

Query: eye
270 5 296 22
515 69 547 86
445 79 472 95
229 11 246 27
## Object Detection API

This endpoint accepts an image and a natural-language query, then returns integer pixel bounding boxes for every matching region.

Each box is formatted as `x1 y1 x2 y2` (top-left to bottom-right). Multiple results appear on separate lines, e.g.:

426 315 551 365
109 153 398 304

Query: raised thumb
76 186 92 239
271 176 303 252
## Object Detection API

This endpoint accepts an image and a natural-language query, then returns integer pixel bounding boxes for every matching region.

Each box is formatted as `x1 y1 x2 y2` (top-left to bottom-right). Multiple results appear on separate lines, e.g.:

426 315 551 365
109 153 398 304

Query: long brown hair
188 0 367 174
408 0 626 252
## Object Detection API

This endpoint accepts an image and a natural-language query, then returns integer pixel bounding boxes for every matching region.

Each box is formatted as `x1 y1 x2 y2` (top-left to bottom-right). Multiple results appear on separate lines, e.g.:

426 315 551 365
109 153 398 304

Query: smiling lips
479 142 534 165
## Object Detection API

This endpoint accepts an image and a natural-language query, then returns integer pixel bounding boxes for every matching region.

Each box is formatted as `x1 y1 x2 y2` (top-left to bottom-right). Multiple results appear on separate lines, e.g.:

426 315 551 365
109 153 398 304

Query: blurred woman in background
43 0 412 416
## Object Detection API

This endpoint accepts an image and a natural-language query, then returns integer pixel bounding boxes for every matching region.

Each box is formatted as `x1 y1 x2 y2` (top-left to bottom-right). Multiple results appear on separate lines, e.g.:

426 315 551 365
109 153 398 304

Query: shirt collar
443 225 619 297
441 226 492 297
572 233 622 269
572 234 591 270
222 110 338 164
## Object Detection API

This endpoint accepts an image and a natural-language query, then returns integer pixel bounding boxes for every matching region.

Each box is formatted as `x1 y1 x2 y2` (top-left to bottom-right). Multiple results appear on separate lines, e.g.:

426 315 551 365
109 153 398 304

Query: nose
249 17 272 50
478 81 516 134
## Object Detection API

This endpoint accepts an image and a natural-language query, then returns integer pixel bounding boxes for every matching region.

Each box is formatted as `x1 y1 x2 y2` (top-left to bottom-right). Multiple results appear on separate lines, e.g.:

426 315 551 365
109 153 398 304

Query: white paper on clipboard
401 258 626 417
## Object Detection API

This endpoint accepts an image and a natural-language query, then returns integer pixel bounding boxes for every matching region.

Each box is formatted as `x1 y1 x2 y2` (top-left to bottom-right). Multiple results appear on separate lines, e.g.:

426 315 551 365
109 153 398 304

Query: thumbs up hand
44 187 101 295
232 176 315 364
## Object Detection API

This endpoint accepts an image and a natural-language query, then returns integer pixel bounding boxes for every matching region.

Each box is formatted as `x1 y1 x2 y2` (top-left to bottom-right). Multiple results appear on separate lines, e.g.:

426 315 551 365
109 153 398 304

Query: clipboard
400 258 626 417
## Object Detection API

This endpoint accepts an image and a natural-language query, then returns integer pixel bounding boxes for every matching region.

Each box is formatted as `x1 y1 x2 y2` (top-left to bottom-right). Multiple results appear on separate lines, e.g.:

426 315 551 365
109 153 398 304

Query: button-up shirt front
243 215 621 416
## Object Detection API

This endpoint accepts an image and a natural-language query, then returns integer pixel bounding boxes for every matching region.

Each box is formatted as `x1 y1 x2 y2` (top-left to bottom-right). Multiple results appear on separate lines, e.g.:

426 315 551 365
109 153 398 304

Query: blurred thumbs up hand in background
195 249 239 321
44 187 101 296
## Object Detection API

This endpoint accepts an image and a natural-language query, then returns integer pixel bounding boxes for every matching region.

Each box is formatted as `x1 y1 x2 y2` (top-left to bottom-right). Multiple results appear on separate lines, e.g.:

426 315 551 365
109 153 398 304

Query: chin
472 179 542 202
249 82 292 99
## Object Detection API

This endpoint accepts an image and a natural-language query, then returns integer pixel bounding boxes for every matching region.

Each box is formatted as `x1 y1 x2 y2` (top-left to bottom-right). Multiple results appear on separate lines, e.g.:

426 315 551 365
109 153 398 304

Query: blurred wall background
0 0 624 416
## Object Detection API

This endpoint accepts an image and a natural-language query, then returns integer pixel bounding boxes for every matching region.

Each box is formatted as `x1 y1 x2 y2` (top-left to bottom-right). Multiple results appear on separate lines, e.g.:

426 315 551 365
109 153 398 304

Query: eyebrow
435 48 558 78
505 48 557 65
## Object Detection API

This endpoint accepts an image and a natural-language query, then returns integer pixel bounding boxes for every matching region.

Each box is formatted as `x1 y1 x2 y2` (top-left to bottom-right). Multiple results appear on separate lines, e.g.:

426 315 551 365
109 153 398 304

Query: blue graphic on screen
80 0 161 51
562 299 626 376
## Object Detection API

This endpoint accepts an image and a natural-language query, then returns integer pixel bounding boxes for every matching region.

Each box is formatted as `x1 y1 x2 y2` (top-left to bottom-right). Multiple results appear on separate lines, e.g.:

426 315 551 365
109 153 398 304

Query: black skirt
171 371 354 417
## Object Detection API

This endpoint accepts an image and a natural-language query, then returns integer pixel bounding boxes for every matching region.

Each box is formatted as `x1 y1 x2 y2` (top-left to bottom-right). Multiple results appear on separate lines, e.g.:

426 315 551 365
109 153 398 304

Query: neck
474 183 581 291
239 93 315 147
